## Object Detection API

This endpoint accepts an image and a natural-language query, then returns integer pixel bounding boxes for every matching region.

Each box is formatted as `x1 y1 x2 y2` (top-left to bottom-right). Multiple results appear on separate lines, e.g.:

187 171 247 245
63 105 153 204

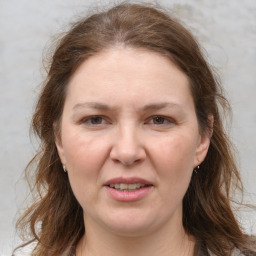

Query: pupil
154 116 164 124
91 117 102 124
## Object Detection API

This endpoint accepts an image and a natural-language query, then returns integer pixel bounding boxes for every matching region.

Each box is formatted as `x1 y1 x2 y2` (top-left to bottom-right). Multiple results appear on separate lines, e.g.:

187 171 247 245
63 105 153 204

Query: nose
110 125 146 166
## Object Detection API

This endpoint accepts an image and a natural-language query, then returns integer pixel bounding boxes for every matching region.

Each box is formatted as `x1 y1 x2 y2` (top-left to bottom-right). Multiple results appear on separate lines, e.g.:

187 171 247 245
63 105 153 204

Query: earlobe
194 115 214 167
53 123 66 165
195 134 211 167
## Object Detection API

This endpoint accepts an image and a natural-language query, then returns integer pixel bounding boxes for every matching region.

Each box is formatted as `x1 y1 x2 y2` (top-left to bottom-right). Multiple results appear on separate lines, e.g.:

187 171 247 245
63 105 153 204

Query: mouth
107 183 152 191
104 177 153 202
104 177 153 191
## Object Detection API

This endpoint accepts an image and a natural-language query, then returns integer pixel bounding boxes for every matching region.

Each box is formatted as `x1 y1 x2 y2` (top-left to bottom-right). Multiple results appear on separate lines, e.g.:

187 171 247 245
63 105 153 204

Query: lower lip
105 186 153 202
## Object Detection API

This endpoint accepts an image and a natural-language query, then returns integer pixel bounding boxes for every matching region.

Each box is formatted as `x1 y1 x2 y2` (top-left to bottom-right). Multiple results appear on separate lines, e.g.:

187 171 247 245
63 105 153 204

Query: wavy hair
14 2 256 256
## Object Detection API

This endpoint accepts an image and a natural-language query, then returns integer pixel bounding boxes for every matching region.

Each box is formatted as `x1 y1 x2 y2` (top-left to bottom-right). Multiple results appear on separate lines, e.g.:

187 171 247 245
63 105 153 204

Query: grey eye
152 116 166 124
89 116 104 124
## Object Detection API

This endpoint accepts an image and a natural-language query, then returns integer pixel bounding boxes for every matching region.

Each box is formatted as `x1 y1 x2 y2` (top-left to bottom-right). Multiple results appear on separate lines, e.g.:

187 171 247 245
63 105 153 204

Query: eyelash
79 115 175 127
80 116 109 125
146 115 175 126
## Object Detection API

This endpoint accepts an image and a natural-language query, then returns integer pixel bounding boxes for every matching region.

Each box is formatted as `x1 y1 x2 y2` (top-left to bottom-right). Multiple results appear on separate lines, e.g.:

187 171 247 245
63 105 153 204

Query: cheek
150 133 196 182
62 130 109 171
61 132 110 204
150 135 196 210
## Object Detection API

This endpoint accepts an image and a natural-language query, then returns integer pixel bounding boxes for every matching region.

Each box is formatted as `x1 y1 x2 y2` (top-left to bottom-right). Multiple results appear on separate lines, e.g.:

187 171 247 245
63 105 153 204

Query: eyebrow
72 102 182 112
73 102 112 111
142 102 181 111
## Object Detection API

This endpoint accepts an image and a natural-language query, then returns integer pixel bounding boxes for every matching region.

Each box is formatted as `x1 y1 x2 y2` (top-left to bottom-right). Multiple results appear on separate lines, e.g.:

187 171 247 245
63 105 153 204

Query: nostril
110 146 146 165
109 131 146 165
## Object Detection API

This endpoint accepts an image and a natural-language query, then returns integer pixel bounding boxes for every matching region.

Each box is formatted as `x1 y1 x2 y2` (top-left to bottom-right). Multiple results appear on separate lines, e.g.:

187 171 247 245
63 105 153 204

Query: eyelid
79 115 110 125
146 115 176 125
77 114 175 127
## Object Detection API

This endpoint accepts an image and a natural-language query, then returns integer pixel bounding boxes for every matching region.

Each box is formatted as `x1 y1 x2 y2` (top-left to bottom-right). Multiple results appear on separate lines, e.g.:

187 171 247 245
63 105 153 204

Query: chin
107 223 154 238
99 211 158 237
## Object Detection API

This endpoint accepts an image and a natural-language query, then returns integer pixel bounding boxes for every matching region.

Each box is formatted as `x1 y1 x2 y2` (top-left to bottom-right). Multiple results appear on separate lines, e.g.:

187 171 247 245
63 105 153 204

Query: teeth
127 184 136 190
109 183 146 191
120 184 127 190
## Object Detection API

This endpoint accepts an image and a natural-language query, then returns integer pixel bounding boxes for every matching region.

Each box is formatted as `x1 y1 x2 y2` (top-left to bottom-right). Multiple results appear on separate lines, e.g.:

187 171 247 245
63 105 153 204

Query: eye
89 116 104 124
80 116 108 126
147 115 175 126
152 116 167 124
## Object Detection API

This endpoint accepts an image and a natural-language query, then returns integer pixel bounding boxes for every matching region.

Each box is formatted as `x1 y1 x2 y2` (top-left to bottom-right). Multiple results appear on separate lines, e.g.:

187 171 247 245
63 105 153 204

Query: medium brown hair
14 2 256 256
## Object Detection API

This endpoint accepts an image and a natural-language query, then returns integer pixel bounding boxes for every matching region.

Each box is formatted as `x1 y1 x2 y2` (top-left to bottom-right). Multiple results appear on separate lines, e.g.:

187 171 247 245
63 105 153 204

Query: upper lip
104 177 153 186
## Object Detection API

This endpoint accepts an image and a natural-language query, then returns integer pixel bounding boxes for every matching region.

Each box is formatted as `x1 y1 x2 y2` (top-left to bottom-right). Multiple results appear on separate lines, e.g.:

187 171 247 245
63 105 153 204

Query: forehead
66 47 193 107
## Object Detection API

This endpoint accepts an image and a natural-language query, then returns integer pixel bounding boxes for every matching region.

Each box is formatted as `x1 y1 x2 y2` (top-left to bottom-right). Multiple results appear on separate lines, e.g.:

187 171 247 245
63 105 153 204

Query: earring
194 165 199 174
63 164 67 172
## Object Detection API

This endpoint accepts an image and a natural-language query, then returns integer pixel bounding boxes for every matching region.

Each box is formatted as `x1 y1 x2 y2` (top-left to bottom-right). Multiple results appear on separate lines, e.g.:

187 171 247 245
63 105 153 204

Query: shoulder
208 248 256 256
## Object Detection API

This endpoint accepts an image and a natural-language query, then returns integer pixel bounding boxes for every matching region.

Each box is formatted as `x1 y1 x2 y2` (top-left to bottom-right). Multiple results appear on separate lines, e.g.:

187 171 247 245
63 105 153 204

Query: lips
104 177 153 189
104 177 153 202
109 183 148 191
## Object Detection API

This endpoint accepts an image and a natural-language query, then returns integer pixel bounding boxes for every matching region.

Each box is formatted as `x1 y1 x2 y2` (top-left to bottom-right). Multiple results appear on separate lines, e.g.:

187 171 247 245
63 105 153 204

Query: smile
108 183 150 191
104 177 153 201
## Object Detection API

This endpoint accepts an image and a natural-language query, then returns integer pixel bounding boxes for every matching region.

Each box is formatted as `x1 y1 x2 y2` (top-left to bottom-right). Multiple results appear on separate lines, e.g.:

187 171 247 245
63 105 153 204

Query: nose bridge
110 121 146 165
120 122 139 150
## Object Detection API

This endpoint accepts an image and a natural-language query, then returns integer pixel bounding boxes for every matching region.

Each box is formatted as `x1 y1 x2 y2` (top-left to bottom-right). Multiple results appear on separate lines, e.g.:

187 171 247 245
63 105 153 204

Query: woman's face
56 48 210 236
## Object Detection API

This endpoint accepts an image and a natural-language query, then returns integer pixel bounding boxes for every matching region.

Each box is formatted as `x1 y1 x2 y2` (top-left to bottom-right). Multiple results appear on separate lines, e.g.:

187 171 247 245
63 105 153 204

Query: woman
14 2 256 256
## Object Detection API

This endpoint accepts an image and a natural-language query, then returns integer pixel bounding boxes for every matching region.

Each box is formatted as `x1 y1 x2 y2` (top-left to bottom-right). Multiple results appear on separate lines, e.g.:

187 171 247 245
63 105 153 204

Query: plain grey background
0 0 256 255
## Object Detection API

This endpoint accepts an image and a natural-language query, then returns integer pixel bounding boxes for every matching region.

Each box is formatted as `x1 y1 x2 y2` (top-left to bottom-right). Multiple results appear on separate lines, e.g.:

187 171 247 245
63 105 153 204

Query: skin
55 47 211 256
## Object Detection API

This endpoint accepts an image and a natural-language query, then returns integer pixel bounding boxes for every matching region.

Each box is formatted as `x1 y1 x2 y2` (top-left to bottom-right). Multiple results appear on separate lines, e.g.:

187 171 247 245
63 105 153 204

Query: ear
194 115 213 167
53 122 67 165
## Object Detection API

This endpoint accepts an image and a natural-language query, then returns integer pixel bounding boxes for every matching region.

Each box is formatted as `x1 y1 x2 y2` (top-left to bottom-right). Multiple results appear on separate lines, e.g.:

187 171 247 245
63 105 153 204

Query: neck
76 215 195 256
